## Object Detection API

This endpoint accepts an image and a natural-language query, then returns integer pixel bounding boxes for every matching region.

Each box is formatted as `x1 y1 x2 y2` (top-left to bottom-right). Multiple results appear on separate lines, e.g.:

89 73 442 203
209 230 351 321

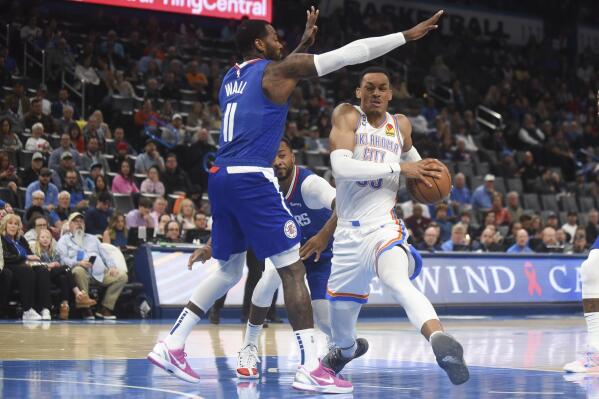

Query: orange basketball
406 160 452 204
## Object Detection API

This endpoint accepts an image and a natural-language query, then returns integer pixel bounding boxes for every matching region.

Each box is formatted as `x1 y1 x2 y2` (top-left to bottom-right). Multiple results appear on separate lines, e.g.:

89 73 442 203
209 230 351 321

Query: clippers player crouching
322 67 469 386
237 137 337 379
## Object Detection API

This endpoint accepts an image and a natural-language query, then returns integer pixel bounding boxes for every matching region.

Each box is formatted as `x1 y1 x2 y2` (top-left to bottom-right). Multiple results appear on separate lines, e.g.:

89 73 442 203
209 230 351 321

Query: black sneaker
431 332 469 385
322 338 369 375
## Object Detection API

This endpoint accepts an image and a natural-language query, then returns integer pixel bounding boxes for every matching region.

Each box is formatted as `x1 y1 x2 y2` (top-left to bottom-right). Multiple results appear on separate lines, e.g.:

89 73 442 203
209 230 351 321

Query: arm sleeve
300 174 336 210
400 147 422 162
330 149 401 182
313 33 406 77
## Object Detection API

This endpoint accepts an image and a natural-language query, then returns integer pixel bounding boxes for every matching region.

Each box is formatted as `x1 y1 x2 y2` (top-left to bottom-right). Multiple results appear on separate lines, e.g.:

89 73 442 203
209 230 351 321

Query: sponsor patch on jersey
385 123 395 137
284 220 298 239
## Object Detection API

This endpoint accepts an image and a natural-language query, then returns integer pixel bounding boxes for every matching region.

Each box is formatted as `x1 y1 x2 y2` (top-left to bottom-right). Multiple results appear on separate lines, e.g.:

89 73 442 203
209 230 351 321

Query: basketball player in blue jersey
148 6 445 393
236 137 337 379
564 92 599 374
321 67 469 387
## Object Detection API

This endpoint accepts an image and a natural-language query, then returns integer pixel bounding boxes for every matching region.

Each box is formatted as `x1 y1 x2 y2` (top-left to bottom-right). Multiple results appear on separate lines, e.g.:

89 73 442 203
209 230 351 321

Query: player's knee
216 252 245 284
252 269 281 308
582 250 599 299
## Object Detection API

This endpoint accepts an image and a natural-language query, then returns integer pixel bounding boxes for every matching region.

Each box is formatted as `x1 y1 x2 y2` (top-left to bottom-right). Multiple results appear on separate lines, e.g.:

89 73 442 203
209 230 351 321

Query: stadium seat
579 197 596 212
0 187 12 203
493 177 506 194
559 195 578 213
540 194 559 213
506 178 523 193
469 175 483 191
180 90 198 102
112 95 134 115
475 162 490 176
18 151 34 168
523 193 541 212
578 212 589 228
113 193 135 214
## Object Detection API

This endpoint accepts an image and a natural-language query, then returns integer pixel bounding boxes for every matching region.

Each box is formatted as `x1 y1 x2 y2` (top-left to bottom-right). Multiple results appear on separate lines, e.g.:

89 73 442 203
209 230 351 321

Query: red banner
70 0 272 22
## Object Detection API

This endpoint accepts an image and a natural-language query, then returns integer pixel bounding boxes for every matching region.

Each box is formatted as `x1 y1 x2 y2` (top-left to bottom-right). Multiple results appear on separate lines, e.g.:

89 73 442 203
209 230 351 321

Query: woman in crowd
33 229 96 320
111 159 139 194
25 123 51 153
176 198 196 231
154 213 172 240
140 166 165 196
103 213 128 248
69 123 85 153
0 118 23 151
0 214 51 321
0 151 20 204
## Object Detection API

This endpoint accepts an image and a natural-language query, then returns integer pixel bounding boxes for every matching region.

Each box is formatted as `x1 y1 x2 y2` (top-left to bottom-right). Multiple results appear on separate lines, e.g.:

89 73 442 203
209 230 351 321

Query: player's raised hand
300 231 328 262
188 245 212 270
400 159 445 187
299 6 319 49
403 10 444 42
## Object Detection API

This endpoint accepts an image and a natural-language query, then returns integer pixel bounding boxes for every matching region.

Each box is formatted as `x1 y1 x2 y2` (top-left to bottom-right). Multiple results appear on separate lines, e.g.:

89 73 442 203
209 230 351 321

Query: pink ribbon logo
524 261 542 296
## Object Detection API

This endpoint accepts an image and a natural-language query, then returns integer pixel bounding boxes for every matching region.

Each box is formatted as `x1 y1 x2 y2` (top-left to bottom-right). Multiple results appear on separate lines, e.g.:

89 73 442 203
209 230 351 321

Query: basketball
407 161 452 204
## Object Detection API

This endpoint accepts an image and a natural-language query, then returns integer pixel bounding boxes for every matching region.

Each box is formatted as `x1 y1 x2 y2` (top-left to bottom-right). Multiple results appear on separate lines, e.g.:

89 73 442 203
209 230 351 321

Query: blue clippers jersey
215 59 289 167
593 236 599 251
285 167 333 260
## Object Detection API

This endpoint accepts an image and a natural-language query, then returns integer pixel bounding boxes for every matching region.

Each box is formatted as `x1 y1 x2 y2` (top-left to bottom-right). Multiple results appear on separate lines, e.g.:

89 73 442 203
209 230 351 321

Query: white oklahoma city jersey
335 106 404 223
328 106 415 304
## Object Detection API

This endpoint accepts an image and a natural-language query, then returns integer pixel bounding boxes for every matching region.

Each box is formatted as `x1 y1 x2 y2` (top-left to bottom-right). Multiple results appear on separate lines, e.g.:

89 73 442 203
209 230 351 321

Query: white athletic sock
585 312 599 351
164 308 201 349
243 322 263 348
295 328 319 370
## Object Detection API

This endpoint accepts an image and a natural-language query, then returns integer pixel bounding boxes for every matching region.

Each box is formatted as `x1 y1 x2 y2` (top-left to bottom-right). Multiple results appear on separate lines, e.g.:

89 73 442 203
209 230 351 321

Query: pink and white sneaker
292 362 353 394
147 341 200 383
564 349 599 373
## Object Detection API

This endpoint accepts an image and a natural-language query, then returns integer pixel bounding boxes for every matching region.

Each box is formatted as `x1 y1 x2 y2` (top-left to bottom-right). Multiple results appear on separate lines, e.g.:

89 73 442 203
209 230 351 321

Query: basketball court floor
0 315 595 398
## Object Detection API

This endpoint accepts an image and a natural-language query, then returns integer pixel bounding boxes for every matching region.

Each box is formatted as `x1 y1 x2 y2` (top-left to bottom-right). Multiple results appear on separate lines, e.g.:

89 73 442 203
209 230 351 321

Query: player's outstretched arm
263 10 444 104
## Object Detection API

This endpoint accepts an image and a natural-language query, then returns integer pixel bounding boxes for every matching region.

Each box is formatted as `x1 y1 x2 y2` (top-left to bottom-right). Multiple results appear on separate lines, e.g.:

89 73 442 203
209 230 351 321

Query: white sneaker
236 344 260 379
22 309 42 321
564 349 599 373
40 308 51 321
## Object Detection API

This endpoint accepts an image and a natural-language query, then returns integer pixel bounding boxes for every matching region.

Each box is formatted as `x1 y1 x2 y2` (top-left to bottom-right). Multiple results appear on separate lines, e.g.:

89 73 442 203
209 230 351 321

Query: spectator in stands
69 123 85 153
491 193 511 226
52 152 82 190
24 99 55 133
535 227 562 253
433 203 452 242
25 168 58 210
150 196 168 227
23 215 49 243
103 213 128 248
503 221 523 248
185 211 211 244
471 174 495 211
114 70 135 98
473 227 503 252
506 191 523 222
57 212 127 320
112 159 139 194
49 133 81 170
516 150 541 190
416 226 442 252
81 137 110 172
184 128 217 199
441 223 470 252
556 228 570 252
186 60 208 91
29 85 51 116
162 220 183 243
538 168 565 195
518 113 546 150
48 191 72 230
155 213 173 240
1 214 51 321
106 127 135 157
586 209 598 244
452 138 472 163
545 212 559 230
56 105 76 135
457 210 478 239
561 212 579 243
506 229 533 253
160 72 181 101
140 166 165 196
62 170 87 210
51 88 77 120
568 229 589 254
84 163 104 192
85 192 113 235
125 196 154 229
135 140 164 174
93 174 111 199
449 173 471 212
404 204 431 243
21 152 44 188
0 118 22 151
83 111 111 148
4 82 29 119
20 15 41 42
134 99 159 129
0 152 19 194
33 228 96 320
24 122 51 153
162 153 194 196
109 141 130 172
176 198 196 231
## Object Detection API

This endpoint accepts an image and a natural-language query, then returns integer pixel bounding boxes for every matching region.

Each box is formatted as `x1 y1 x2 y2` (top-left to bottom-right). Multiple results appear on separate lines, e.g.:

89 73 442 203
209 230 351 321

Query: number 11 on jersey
223 102 237 142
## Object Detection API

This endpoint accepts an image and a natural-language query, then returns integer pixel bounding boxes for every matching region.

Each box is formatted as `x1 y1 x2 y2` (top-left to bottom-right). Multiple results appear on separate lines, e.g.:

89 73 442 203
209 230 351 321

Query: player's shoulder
332 103 360 122
393 113 412 133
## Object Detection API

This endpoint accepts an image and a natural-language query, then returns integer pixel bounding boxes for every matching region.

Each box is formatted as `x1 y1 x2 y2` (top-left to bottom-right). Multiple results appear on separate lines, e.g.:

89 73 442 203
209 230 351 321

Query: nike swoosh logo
312 374 334 384
169 353 187 369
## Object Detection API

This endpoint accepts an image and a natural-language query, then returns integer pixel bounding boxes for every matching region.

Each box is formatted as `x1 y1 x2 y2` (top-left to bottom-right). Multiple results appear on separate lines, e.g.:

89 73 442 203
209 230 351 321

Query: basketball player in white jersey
322 67 469 387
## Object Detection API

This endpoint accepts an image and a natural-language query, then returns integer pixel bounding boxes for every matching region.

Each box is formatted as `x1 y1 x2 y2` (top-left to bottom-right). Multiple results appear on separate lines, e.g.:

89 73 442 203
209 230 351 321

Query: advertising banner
70 0 272 21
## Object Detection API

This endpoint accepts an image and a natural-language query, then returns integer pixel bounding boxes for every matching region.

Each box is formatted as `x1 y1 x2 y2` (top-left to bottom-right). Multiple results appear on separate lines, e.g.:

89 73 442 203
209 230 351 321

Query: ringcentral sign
71 0 272 21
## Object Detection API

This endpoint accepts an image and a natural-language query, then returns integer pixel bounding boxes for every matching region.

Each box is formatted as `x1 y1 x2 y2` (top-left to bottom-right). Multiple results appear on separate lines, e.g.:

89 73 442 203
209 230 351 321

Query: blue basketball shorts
208 166 301 261
305 254 332 301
